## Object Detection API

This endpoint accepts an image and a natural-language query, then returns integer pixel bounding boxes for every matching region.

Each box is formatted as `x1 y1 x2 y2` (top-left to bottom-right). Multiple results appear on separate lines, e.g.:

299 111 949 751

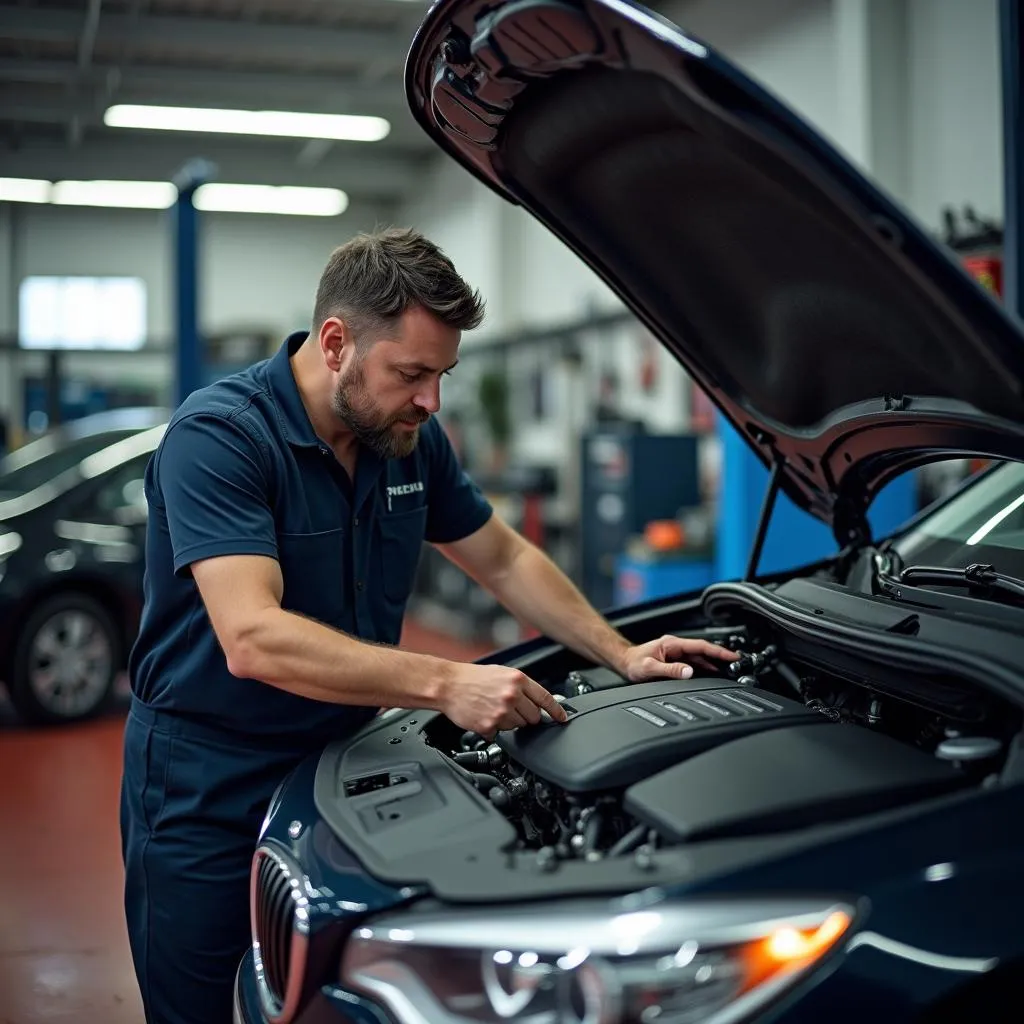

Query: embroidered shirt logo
386 480 424 511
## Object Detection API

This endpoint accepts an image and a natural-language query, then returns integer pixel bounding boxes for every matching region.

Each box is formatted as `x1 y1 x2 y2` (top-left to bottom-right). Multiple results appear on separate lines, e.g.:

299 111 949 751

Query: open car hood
405 0 1024 543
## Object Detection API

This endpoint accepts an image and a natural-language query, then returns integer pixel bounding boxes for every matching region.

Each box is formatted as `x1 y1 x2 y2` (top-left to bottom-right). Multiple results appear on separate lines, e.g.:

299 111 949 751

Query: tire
9 592 122 725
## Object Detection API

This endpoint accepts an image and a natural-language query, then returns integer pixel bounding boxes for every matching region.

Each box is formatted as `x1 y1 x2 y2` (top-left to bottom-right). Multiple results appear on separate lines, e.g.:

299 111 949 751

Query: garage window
18 276 147 351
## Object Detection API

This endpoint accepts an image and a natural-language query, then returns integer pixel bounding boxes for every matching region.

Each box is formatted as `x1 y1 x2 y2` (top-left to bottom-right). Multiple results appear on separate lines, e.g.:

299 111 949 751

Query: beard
331 359 428 460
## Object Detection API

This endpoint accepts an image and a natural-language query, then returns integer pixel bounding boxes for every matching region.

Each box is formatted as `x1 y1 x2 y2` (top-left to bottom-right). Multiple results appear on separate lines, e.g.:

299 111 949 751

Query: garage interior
0 0 1018 1021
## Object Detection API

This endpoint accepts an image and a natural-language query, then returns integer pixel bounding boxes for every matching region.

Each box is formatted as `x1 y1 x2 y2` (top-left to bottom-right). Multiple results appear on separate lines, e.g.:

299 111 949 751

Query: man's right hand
440 663 568 737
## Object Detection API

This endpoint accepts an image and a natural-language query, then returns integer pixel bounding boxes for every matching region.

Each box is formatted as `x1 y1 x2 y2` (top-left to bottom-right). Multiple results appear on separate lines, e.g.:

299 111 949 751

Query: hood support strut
745 451 786 581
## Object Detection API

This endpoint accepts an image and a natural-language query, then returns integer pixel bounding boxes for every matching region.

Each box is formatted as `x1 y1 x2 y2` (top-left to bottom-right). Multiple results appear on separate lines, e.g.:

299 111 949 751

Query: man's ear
318 316 353 373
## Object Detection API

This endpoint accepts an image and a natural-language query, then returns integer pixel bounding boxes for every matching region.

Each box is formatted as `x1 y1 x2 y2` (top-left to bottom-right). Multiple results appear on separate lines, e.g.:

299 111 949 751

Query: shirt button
353 517 360 527
356 580 364 591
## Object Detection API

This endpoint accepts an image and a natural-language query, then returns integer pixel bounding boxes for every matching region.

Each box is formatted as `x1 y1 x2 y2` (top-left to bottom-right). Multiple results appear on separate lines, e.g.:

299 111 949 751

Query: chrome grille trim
250 844 311 1024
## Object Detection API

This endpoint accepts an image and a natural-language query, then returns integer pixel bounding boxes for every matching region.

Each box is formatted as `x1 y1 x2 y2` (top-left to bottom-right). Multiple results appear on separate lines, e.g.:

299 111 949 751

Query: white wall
201 208 397 334
398 158 509 338
905 0 1003 229
506 210 623 331
667 0 1004 230
670 0 842 151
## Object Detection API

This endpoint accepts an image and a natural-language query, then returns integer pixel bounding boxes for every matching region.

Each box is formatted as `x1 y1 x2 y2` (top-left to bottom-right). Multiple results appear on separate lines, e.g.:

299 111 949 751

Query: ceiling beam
0 6 405 65
0 58 406 115
0 136 426 199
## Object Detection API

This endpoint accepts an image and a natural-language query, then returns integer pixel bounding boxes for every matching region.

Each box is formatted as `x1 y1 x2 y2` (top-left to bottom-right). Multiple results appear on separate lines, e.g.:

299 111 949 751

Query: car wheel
9 592 122 725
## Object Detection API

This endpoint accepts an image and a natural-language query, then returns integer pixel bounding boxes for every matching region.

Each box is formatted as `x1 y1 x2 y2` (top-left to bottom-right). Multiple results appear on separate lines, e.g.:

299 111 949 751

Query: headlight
340 895 855 1024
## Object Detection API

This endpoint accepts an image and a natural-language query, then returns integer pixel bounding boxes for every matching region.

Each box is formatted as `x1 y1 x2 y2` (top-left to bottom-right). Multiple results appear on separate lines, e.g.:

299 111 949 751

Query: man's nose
413 378 441 414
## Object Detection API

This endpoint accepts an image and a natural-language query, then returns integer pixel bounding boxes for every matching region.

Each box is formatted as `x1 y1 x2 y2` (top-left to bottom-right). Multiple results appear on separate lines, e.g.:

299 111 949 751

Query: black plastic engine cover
624 723 967 841
495 678 822 792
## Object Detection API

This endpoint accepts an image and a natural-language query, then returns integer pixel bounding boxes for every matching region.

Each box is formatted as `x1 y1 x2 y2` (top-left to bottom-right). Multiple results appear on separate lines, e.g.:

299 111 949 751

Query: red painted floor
0 621 492 1024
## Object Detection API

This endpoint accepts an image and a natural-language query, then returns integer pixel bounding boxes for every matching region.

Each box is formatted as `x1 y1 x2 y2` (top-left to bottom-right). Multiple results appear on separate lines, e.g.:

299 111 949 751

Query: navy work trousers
120 699 308 1024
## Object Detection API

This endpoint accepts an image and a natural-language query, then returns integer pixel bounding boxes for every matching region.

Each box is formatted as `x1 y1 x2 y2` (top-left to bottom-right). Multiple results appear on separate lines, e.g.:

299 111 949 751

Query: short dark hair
312 227 485 345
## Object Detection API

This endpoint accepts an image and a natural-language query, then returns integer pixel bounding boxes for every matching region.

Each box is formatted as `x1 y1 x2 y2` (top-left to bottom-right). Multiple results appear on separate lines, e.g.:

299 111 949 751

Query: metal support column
45 350 62 428
1001 0 1024 320
714 415 915 581
171 159 216 407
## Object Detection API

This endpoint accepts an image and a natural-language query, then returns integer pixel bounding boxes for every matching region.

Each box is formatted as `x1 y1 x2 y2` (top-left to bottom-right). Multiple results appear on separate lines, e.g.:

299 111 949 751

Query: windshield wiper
876 559 1024 606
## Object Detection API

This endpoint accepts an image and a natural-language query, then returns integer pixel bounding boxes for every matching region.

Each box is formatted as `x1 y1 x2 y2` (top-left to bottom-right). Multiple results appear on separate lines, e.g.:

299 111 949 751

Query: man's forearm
229 607 452 709
488 541 631 674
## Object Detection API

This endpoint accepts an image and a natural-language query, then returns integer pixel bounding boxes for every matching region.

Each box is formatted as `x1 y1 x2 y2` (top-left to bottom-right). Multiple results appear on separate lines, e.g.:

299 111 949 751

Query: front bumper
234 945 396 1024
233 949 260 1024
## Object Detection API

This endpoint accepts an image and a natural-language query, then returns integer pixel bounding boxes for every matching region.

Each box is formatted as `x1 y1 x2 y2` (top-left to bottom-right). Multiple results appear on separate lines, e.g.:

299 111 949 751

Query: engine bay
315 576 1024 895
413 606 1021 873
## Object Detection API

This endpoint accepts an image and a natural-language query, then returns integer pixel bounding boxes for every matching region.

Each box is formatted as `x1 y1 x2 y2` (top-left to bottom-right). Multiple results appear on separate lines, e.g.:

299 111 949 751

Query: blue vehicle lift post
171 159 216 407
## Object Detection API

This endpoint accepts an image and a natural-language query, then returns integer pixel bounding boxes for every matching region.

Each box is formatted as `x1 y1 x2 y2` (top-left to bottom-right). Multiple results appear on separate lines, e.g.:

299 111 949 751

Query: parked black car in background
0 408 167 723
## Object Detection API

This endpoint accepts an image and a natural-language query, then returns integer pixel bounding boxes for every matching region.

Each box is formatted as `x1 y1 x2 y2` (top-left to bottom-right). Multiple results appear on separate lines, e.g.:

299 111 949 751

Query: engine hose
461 731 487 751
607 823 648 857
775 660 803 697
582 811 603 854
471 772 505 793
444 754 496 791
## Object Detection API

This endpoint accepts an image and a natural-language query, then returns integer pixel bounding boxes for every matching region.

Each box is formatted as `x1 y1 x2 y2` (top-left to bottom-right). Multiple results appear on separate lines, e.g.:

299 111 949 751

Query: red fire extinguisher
962 252 1003 298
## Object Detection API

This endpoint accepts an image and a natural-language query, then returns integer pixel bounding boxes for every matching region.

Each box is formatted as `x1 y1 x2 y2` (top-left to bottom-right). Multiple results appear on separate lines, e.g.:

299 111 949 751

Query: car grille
251 845 309 1024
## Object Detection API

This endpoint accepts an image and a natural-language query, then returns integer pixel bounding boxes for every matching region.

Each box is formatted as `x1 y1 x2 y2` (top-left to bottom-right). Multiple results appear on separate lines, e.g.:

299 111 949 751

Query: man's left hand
618 635 740 683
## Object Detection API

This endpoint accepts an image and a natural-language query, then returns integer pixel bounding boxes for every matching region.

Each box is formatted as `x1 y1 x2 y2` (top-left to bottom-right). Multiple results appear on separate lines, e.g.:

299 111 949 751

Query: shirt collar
266 331 321 448
265 332 391 506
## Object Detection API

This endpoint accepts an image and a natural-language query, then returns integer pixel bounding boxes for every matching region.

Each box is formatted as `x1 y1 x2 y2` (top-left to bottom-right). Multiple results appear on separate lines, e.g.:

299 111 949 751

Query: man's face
331 305 460 459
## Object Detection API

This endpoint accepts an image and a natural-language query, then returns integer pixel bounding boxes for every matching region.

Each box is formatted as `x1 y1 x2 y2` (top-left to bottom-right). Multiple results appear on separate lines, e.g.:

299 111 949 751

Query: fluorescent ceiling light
0 177 51 203
0 178 348 216
104 104 391 142
194 183 348 217
51 180 177 209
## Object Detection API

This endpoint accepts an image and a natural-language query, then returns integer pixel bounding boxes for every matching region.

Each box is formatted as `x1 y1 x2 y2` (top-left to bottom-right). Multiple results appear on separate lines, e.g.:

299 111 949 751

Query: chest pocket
277 528 346 626
376 506 428 605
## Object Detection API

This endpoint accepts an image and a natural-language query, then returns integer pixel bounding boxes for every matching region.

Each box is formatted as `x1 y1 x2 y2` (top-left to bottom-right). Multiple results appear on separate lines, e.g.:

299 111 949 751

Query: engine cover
495 678 822 792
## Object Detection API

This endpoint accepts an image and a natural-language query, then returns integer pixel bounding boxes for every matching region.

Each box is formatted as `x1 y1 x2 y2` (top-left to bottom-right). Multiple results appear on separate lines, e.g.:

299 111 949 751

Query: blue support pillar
1002 0 1024 321
171 159 216 407
715 416 916 582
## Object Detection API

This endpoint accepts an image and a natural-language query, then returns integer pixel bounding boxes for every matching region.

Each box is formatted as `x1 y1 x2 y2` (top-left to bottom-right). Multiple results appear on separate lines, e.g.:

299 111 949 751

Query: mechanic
119 227 739 1024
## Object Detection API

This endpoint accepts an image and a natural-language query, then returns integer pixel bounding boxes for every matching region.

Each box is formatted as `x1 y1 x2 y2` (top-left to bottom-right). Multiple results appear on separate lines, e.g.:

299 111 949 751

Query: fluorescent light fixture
104 103 391 142
51 180 176 209
0 178 348 216
194 183 348 217
0 177 51 203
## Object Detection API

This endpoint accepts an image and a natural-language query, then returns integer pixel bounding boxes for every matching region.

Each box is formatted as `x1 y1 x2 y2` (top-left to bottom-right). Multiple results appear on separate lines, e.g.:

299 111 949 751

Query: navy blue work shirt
127 331 493 746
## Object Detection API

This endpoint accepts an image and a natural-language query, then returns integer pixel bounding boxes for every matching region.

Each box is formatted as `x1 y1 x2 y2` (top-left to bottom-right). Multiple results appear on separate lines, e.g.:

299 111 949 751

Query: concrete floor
0 621 492 1024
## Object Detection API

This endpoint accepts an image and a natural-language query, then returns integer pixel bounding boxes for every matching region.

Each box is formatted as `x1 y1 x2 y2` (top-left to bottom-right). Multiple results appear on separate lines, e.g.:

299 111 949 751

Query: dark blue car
234 1 1024 1021
0 408 168 723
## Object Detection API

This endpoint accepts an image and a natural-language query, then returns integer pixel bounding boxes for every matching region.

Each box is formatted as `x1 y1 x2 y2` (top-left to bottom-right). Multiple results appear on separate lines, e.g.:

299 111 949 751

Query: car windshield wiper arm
886 562 1024 604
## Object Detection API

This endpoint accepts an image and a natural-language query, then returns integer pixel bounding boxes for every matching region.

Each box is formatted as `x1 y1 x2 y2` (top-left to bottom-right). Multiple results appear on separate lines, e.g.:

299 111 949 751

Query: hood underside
406 0 1024 541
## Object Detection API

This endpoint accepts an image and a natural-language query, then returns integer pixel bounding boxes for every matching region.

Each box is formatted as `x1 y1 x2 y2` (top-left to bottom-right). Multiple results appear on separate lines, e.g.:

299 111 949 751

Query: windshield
894 461 1024 577
0 429 135 499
